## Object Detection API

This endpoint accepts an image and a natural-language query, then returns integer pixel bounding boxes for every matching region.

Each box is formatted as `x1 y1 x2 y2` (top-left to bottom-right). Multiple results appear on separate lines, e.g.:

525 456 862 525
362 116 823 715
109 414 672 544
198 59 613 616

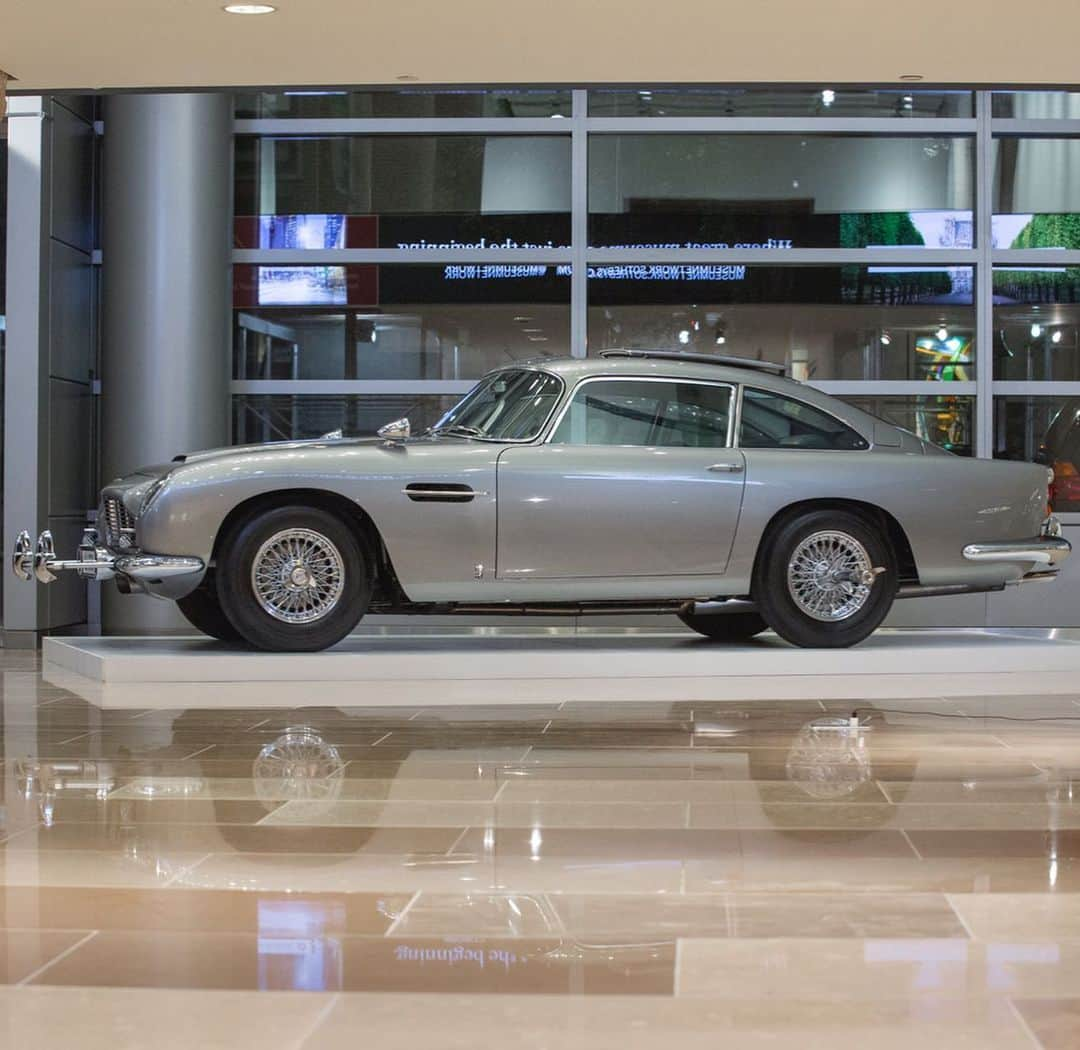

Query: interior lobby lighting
880 332 892 346
715 334 726 345
1032 323 1044 338
936 326 949 341
1053 330 1064 343
678 329 691 344
223 4 276 13
821 89 836 106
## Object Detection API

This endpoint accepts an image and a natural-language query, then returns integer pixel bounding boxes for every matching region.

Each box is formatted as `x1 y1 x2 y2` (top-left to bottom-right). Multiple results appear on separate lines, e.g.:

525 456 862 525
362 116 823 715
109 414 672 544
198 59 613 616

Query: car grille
103 498 136 549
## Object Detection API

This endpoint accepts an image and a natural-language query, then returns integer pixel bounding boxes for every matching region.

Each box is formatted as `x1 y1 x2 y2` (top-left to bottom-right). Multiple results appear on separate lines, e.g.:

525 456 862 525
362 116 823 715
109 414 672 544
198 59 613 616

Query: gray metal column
3 98 49 646
101 92 233 632
4 96 97 647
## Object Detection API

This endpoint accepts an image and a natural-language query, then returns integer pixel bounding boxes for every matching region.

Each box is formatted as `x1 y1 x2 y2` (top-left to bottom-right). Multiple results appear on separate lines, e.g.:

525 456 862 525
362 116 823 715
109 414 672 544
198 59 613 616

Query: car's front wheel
215 505 370 652
753 509 896 648
176 572 241 642
677 608 768 641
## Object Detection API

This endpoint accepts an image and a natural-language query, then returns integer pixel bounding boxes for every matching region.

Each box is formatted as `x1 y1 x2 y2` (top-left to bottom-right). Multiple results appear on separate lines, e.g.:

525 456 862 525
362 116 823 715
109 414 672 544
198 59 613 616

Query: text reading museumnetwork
393 238 796 250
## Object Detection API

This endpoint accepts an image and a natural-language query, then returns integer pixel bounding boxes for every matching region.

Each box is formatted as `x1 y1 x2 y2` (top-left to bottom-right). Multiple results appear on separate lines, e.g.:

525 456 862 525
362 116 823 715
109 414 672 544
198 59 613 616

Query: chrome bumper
962 517 1072 574
12 528 203 596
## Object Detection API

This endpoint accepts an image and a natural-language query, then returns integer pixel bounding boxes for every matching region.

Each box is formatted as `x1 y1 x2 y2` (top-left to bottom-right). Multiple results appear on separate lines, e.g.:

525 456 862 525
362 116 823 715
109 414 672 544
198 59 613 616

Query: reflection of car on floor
13 350 1070 651
1040 399 1080 512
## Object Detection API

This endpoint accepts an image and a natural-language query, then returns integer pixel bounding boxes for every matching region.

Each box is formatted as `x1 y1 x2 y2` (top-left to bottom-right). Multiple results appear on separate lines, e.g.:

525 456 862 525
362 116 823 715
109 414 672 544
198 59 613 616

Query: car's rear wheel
215 505 370 652
753 509 896 648
176 572 241 642
677 608 768 641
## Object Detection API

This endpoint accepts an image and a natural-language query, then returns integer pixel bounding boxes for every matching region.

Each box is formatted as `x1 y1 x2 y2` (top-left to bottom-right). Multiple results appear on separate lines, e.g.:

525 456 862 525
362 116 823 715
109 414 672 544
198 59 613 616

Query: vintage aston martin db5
12 350 1071 651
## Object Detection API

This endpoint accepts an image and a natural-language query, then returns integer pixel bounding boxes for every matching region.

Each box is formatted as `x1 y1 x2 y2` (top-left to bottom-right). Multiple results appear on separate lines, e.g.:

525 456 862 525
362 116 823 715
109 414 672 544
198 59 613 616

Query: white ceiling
3 0 1078 93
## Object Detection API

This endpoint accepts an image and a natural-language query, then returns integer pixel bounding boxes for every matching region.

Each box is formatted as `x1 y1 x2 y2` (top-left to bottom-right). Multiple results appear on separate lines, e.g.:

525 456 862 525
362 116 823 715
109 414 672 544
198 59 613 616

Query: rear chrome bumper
962 517 1072 574
12 528 203 598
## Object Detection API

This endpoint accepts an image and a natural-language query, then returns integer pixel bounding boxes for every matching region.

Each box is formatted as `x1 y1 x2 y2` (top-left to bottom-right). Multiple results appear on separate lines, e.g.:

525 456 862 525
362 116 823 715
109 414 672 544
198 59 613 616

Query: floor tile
684 855 1080 893
111 775 503 802
0 886 409 934
909 830 1080 859
1011 999 1080 1050
27 930 675 994
0 850 210 889
677 938 1080 1000
389 891 964 941
0 822 465 855
0 986 337 1050
299 992 1034 1049
947 892 1080 939
0 930 93 983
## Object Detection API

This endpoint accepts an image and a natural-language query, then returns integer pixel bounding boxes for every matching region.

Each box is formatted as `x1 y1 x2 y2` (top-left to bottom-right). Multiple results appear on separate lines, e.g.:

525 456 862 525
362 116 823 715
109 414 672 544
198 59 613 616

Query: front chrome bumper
962 516 1072 574
12 528 203 597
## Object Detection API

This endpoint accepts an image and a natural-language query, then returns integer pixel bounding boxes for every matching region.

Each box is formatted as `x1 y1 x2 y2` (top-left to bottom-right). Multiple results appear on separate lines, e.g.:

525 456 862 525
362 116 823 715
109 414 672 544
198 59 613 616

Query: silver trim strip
116 554 205 580
232 380 476 396
233 248 572 265
586 117 977 134
234 118 572 134
962 537 1071 567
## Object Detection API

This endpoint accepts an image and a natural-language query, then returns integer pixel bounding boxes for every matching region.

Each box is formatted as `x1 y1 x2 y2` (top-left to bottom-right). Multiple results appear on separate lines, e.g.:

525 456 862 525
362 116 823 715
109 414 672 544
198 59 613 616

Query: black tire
215 505 371 652
753 509 897 649
677 609 768 641
176 573 242 642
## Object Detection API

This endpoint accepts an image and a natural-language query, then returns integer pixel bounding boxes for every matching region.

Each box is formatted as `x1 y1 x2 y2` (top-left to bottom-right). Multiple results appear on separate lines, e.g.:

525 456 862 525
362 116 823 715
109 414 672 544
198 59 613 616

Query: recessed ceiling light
899 73 924 81
223 4 276 13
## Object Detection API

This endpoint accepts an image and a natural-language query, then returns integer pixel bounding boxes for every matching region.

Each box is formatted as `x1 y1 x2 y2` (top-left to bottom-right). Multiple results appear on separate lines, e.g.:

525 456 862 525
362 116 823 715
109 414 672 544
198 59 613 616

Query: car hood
172 436 382 465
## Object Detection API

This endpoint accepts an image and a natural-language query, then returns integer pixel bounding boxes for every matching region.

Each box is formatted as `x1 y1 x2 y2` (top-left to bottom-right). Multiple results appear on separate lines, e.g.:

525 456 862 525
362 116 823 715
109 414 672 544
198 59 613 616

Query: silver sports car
12 350 1071 651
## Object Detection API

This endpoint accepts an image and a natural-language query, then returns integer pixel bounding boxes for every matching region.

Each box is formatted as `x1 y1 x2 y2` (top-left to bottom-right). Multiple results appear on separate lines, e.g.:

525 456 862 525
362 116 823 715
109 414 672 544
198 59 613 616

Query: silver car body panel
56 354 1062 605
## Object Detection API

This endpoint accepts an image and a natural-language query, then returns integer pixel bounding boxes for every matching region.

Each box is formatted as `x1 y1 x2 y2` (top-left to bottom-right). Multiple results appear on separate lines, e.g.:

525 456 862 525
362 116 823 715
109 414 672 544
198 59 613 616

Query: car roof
517 352 800 395
504 352 899 446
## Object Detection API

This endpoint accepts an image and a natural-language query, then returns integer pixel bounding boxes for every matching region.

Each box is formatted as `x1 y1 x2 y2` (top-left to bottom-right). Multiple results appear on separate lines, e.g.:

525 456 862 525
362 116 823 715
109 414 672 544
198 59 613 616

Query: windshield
431 369 564 441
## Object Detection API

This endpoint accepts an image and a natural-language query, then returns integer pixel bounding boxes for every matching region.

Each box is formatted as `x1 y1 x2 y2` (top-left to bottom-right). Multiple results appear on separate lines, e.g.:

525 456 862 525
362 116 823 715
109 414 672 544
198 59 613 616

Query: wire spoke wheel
786 530 873 623
251 528 346 625
252 727 346 814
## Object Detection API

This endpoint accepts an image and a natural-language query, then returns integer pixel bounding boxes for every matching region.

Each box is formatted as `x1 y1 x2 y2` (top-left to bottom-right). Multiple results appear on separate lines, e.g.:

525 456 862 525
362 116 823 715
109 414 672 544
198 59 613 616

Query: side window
739 389 869 450
551 380 732 447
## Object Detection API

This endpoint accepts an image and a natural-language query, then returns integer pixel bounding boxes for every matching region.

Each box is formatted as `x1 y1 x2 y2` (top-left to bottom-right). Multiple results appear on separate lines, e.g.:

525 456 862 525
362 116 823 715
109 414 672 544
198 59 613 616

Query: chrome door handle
707 462 744 473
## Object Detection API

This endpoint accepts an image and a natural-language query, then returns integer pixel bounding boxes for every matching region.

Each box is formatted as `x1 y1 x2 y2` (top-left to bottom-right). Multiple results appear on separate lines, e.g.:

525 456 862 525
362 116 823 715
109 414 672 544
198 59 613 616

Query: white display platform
40 627 1080 708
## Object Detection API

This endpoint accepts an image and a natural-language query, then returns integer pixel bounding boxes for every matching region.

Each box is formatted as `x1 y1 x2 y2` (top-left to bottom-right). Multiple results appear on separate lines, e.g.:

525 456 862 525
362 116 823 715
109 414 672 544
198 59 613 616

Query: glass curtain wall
232 87 1080 513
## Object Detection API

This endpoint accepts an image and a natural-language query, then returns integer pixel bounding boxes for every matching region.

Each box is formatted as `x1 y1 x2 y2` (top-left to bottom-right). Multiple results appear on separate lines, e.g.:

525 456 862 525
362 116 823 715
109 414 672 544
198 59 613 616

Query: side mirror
377 417 411 441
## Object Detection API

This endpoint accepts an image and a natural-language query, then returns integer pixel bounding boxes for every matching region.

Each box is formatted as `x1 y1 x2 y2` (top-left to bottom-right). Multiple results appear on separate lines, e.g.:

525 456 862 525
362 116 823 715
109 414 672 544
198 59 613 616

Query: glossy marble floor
2 648 1080 1047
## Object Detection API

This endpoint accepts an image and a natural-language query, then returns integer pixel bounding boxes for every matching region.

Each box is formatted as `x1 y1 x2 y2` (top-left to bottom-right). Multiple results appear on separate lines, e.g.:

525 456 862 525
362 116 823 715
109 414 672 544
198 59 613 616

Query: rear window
739 389 869 451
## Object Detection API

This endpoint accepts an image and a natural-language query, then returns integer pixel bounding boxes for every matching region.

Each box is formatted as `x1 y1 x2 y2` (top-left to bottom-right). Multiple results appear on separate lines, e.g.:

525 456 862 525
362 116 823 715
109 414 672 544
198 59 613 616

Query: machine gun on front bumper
12 527 203 596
